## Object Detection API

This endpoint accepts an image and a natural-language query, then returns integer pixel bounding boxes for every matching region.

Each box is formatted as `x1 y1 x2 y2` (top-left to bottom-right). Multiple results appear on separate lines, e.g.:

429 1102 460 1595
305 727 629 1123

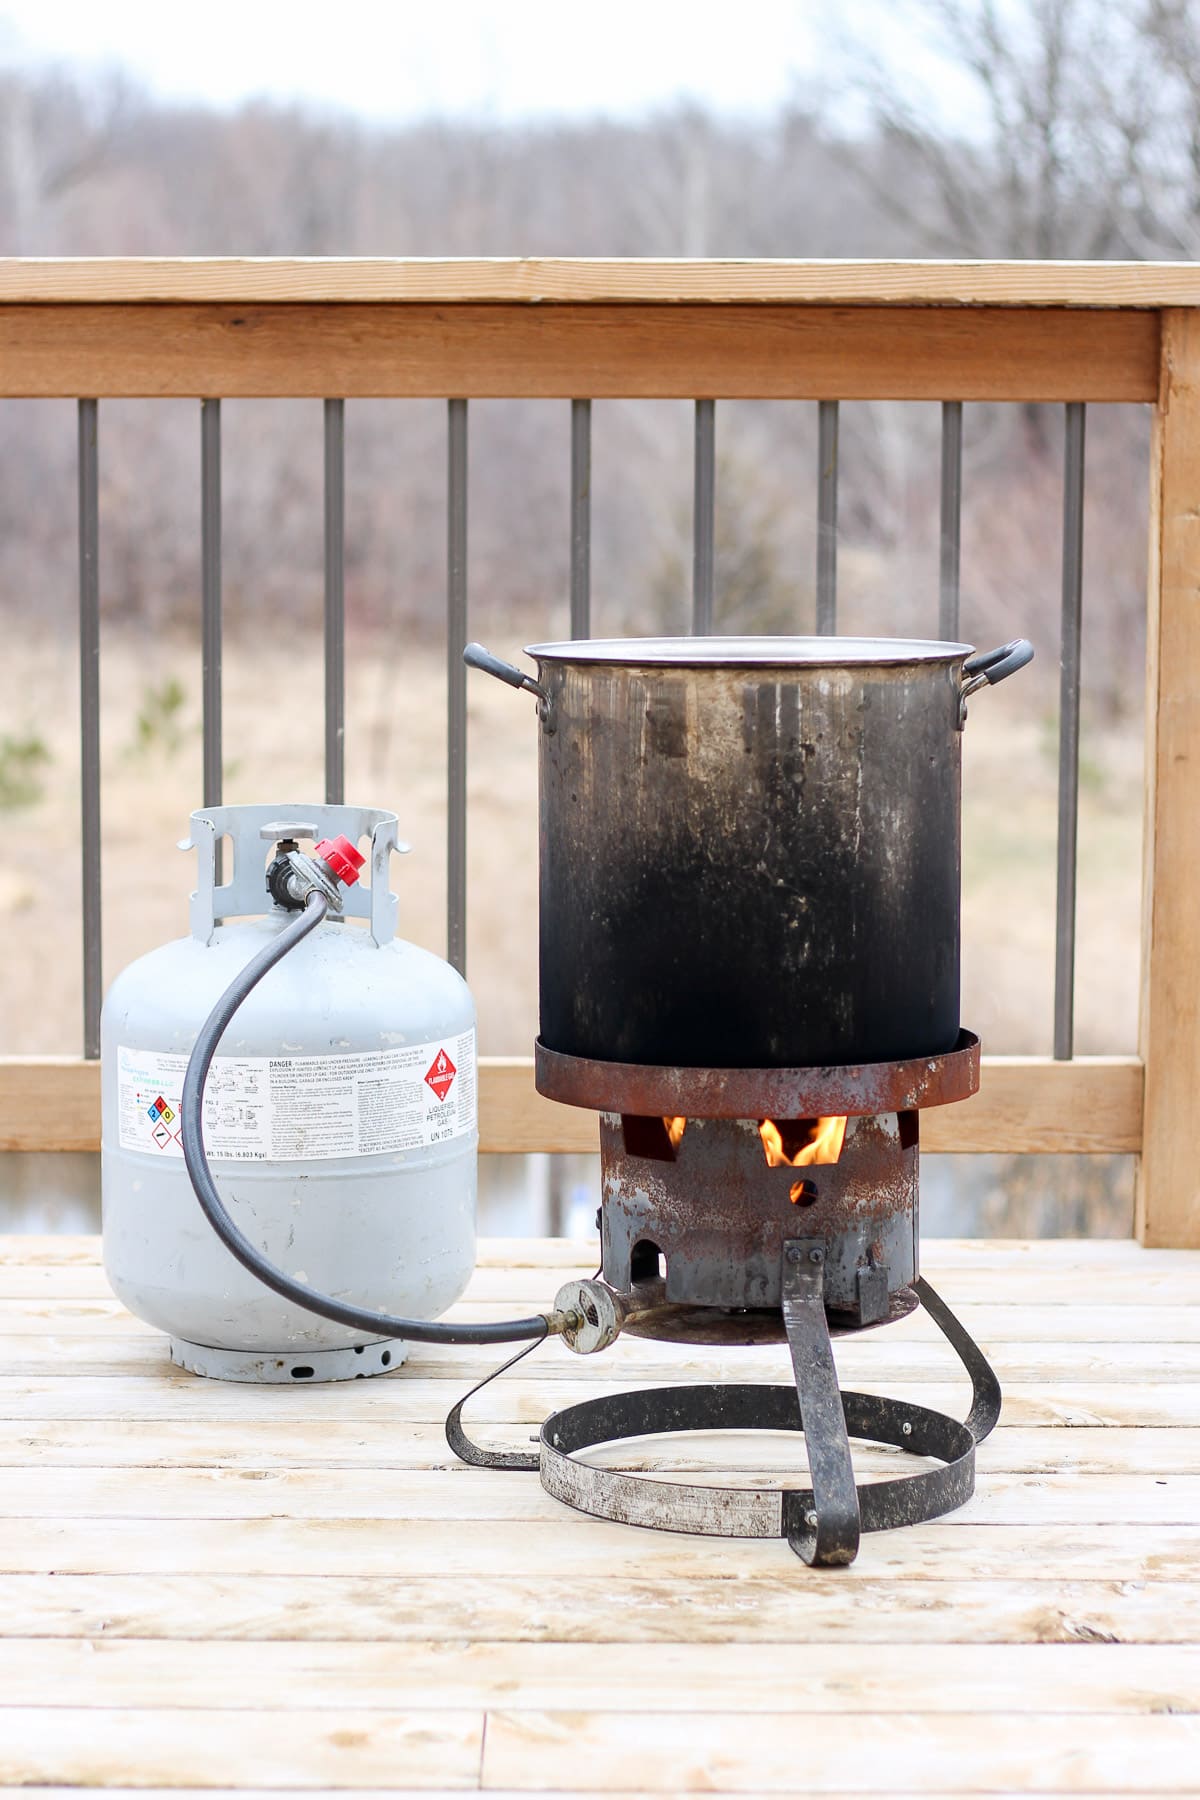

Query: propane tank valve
266 833 365 913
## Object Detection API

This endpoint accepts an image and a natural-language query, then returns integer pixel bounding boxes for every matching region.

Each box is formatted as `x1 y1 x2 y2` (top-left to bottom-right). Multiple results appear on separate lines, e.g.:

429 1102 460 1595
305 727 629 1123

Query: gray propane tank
101 803 478 1382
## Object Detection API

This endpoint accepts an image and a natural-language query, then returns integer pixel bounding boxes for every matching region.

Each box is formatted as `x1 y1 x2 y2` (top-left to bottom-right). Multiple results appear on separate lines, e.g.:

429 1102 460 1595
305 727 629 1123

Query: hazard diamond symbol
424 1047 457 1102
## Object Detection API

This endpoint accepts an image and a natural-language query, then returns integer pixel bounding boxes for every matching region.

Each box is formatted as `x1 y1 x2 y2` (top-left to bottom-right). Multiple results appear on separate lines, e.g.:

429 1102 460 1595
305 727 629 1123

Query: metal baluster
939 401 963 640
201 399 222 882
447 399 468 975
78 399 101 1059
570 399 591 638
817 401 838 634
324 398 345 806
693 399 715 634
1055 402 1086 1061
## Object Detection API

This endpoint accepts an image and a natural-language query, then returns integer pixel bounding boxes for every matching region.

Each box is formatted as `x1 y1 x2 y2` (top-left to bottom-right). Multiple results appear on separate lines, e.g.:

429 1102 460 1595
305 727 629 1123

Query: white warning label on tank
115 1032 477 1161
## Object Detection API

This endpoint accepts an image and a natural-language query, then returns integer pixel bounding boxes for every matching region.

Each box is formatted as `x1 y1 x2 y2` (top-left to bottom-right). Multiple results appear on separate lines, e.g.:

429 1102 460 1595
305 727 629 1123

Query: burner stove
449 1030 1000 1568
452 635 1032 1568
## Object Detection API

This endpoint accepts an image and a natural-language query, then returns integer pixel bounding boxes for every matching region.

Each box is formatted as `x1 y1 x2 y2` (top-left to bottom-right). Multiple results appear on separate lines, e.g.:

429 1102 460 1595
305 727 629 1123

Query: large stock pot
466 635 1033 1069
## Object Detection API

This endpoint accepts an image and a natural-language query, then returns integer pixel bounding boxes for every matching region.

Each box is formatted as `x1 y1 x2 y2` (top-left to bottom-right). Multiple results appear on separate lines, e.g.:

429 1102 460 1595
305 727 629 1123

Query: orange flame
758 1115 848 1169
663 1116 687 1149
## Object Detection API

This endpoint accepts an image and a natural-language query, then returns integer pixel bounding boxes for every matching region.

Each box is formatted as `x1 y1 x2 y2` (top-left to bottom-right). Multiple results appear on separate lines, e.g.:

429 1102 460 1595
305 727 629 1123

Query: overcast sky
0 0 968 127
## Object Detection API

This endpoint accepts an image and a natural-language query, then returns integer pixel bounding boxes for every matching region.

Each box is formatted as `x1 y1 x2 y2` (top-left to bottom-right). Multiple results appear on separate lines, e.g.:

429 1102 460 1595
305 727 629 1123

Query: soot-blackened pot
466 635 1032 1069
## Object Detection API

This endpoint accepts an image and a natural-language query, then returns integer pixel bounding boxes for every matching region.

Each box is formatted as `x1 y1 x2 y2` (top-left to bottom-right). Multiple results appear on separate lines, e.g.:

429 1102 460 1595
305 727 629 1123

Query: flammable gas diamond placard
423 1048 457 1103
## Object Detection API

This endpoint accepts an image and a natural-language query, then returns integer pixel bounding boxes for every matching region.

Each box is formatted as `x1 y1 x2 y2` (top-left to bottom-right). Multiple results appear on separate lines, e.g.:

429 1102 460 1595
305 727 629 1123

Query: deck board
0 1234 1195 1794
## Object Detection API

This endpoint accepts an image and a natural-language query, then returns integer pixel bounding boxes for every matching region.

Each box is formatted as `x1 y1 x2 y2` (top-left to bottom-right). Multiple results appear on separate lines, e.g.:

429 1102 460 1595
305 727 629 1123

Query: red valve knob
314 835 366 887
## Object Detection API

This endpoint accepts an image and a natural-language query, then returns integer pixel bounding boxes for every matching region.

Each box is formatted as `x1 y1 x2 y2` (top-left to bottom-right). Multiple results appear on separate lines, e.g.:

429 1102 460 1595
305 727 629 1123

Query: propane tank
101 803 477 1382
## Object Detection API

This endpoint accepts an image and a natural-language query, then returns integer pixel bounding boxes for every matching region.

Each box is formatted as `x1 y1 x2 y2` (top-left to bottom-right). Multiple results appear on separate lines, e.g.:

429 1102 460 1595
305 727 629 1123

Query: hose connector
553 1279 628 1355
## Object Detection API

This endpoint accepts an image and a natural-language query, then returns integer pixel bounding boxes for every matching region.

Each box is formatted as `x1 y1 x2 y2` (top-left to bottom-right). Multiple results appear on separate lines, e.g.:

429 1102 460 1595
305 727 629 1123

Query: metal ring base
538 1381 977 1550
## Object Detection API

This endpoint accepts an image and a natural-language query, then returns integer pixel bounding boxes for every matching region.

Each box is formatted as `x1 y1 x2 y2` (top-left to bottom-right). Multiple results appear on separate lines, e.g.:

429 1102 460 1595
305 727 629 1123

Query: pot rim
524 634 974 667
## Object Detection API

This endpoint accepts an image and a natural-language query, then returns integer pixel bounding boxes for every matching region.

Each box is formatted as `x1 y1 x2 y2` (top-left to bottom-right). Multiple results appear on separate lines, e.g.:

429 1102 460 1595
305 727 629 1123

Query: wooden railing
0 258 1195 1247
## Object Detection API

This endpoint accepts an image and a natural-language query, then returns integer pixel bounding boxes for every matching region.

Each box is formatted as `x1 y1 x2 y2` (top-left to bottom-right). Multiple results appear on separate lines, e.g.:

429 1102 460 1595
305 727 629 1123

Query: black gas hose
180 890 554 1347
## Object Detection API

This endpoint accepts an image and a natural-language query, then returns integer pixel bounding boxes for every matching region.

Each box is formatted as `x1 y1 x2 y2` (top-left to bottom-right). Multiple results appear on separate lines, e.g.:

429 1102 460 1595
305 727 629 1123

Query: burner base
540 1274 1000 1566
446 1274 1001 1567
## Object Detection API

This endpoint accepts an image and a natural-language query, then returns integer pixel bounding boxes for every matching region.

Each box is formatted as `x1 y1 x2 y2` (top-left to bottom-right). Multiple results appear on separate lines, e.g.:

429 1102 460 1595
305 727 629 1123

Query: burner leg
914 1275 1003 1443
444 1341 543 1471
780 1240 861 1567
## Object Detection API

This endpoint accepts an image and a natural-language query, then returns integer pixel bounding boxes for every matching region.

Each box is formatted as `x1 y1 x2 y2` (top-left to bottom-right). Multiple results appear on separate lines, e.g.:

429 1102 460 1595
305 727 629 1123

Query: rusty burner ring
534 1030 980 1119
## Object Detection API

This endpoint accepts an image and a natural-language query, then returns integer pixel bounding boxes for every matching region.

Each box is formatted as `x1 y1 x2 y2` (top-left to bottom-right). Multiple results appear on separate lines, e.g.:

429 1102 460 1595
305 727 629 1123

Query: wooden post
1138 308 1200 1246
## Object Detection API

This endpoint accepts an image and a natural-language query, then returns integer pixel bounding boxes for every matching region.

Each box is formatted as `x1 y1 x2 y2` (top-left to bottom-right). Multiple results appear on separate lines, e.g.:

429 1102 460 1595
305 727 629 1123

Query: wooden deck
0 1232 1197 1794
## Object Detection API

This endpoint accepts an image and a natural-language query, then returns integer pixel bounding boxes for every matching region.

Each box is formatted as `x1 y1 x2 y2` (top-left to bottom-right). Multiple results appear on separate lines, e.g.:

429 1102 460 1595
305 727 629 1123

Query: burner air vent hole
630 1238 664 1282
290 1365 315 1380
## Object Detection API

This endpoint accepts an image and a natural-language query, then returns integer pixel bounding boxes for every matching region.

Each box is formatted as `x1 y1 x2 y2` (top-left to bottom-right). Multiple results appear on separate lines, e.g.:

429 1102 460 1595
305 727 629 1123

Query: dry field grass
0 627 1142 1062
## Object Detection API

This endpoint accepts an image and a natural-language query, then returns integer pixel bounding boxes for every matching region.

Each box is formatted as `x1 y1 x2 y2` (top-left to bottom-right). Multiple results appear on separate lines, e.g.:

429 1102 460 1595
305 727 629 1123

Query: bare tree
841 0 1169 259
1137 1 1200 255
0 68 134 251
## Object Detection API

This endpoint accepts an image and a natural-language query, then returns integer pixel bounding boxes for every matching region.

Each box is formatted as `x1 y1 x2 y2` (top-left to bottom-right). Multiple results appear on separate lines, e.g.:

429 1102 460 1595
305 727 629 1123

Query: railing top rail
2 257 1200 308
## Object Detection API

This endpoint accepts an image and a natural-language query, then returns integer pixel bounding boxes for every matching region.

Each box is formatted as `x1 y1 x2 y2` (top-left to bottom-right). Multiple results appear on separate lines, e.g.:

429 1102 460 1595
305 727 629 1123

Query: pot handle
463 642 551 709
959 638 1034 724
